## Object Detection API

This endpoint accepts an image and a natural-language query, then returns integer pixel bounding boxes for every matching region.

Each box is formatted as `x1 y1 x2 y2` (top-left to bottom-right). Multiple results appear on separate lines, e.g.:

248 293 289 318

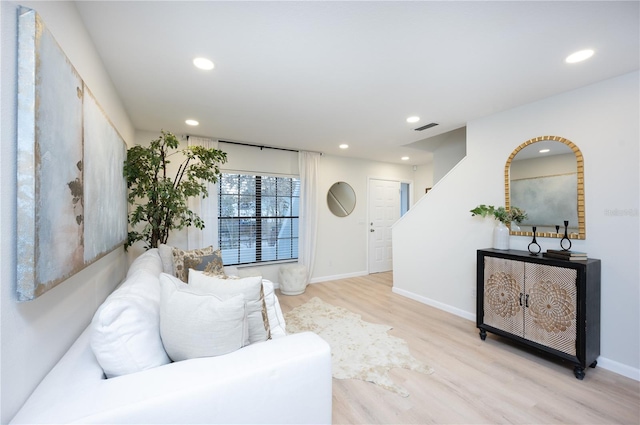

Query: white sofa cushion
189 271 269 345
159 273 248 361
11 328 332 425
126 247 163 279
90 268 170 378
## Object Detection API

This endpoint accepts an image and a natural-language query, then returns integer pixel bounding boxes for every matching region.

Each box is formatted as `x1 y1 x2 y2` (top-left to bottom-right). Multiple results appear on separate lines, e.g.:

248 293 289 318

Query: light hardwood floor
277 272 640 425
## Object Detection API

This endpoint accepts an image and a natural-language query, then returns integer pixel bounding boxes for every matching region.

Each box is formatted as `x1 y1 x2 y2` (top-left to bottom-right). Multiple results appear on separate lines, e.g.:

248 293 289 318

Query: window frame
218 172 299 266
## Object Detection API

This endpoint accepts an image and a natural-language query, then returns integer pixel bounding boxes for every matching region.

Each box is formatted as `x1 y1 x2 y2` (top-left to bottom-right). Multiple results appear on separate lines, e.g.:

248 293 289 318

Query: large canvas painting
16 8 126 301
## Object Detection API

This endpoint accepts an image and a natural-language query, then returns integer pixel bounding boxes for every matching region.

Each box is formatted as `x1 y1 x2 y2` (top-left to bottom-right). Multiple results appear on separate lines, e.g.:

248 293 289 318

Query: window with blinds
218 173 299 266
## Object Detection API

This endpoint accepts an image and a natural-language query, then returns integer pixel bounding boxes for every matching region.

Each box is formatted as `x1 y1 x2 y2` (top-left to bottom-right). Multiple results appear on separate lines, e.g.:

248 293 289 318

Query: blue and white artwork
16 8 126 301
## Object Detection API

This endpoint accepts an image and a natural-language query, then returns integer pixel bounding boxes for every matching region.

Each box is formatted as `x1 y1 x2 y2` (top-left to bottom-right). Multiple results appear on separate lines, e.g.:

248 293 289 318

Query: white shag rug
284 297 433 397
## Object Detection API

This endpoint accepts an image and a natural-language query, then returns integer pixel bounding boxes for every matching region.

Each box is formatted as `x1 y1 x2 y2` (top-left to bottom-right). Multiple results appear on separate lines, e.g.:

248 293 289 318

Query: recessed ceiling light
401 156 410 161
339 144 349 149
185 119 199 126
565 49 594 64
406 116 420 123
539 149 550 153
193 57 214 70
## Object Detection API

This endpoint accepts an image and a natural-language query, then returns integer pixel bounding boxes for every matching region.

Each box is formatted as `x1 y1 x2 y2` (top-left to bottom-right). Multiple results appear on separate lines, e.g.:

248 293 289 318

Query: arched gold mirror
505 136 585 239
327 181 356 217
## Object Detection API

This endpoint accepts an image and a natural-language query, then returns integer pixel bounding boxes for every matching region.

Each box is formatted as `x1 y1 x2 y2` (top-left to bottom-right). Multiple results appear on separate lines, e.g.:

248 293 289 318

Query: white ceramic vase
493 221 510 250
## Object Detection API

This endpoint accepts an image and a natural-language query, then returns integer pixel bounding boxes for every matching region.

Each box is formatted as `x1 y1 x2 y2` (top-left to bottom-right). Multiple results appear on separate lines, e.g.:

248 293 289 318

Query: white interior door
368 179 400 273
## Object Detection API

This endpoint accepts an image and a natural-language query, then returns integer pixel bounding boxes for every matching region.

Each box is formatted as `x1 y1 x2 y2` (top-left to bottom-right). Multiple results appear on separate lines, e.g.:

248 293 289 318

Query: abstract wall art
16 8 127 301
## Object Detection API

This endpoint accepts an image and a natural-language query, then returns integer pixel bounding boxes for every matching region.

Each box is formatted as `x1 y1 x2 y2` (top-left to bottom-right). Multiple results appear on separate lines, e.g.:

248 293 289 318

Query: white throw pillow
189 271 268 345
158 244 175 275
90 269 170 378
262 279 287 338
159 274 247 361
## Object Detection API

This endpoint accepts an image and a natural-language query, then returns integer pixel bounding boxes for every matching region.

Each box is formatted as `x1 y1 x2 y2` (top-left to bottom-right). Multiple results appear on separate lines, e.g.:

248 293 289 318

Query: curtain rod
185 135 322 155
219 139 299 153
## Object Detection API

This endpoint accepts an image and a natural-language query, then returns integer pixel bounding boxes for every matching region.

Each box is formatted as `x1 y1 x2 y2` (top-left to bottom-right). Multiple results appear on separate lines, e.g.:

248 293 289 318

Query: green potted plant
123 130 227 249
470 204 527 250
470 204 527 225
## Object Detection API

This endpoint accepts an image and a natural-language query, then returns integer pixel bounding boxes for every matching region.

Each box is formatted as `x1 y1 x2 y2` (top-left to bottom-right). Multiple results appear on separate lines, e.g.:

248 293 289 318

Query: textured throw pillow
159 273 248 362
90 269 171 378
158 244 175 275
172 246 214 282
201 272 271 339
262 279 287 338
184 250 225 282
189 271 268 345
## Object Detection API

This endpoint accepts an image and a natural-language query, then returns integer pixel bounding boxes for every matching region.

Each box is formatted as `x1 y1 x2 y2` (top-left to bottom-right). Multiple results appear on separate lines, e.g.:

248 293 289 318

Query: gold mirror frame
505 135 585 239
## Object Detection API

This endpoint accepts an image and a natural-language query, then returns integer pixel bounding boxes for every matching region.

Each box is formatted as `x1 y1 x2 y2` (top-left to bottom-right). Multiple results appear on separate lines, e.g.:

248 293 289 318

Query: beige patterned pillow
172 246 214 282
259 284 271 339
183 250 225 282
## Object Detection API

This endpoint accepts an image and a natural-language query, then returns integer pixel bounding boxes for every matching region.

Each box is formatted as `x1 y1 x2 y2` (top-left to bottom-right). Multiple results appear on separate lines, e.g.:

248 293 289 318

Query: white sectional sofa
11 249 332 424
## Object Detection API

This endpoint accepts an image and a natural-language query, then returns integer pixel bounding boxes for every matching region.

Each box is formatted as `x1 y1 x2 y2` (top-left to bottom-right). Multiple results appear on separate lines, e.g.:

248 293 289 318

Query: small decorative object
528 226 541 256
493 221 511 250
470 204 528 251
560 220 572 251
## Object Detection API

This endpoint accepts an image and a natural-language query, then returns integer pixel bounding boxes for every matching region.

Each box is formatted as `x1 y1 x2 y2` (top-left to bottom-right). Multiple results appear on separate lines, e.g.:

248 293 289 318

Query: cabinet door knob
519 293 524 306
525 294 530 308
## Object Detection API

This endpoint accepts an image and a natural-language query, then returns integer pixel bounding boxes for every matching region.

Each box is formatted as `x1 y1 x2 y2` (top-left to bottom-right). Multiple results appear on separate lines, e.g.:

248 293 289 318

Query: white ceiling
75 1 639 165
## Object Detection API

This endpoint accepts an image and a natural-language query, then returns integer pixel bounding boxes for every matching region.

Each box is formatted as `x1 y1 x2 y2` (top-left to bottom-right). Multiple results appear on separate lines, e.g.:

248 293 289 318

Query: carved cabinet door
483 257 525 338
524 263 577 356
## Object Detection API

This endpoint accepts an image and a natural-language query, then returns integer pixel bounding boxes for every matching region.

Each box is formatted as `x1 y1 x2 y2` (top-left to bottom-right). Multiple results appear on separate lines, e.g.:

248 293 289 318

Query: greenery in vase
123 130 227 249
470 204 527 225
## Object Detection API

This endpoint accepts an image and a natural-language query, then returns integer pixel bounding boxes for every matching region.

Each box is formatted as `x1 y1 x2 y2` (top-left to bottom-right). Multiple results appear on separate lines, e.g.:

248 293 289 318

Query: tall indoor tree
123 130 227 249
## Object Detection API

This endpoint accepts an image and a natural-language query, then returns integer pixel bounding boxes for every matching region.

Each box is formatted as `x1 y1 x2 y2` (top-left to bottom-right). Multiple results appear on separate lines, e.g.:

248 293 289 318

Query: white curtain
187 137 219 249
298 151 320 281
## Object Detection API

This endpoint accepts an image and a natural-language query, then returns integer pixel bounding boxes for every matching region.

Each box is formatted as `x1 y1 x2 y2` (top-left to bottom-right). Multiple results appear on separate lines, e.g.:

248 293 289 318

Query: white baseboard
309 270 368 285
596 357 640 381
392 287 475 321
391 287 640 382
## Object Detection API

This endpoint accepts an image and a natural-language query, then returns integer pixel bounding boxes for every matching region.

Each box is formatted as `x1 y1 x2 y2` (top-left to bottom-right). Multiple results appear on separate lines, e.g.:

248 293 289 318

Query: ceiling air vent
414 122 439 131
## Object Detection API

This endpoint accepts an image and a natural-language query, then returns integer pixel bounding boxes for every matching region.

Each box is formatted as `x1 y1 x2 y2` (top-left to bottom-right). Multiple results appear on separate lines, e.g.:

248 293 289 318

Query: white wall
313 155 415 282
393 71 640 380
433 126 467 183
1 2 134 422
413 162 434 202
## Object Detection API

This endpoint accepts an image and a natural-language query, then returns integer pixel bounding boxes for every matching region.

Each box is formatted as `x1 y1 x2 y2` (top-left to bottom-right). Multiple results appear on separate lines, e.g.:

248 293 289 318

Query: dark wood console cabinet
477 248 601 379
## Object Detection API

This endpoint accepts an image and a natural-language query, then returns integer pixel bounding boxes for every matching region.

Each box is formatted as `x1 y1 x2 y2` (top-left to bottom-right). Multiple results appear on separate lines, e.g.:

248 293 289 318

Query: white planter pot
493 221 510 250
